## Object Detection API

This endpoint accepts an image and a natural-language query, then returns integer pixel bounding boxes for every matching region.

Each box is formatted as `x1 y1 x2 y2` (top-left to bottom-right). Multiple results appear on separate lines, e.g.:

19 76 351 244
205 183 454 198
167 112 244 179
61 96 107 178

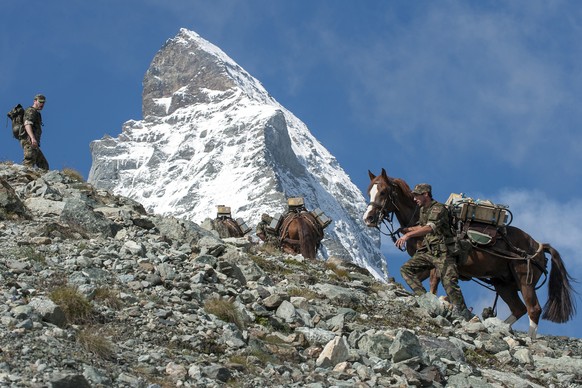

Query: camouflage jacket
418 200 454 253
256 220 278 243
23 107 43 143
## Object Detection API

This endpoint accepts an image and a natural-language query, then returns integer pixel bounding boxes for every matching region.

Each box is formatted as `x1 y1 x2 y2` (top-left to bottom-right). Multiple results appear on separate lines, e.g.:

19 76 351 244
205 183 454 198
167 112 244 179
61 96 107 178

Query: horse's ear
381 168 388 178
368 170 376 180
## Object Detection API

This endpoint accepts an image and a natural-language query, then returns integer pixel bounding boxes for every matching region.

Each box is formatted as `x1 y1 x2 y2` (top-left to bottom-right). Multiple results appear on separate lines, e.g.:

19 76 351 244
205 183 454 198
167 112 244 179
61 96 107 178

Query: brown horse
278 211 324 259
361 169 440 292
213 217 245 238
363 168 576 338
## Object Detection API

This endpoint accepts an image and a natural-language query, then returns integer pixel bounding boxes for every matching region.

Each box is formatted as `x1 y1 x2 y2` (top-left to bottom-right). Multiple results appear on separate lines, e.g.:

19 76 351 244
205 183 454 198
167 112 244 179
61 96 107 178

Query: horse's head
363 169 393 227
363 168 416 227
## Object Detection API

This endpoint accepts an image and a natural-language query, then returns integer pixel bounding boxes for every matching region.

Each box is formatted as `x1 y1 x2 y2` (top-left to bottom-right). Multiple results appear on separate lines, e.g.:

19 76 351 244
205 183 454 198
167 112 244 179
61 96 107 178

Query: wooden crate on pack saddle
446 194 509 227
235 218 251 235
310 208 332 229
216 205 231 217
288 197 305 210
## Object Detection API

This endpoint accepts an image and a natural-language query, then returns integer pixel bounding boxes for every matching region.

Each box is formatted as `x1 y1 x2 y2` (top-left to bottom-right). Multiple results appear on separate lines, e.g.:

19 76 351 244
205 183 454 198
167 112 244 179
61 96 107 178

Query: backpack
7 104 25 140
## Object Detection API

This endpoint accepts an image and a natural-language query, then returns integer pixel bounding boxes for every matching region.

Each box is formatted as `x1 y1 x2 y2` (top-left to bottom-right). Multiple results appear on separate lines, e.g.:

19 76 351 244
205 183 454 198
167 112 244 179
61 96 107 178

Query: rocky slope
0 163 580 387
88 28 385 278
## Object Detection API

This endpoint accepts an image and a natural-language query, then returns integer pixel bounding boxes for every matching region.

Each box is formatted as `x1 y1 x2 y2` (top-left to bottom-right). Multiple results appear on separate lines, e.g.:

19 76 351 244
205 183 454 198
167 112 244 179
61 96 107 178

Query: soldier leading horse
363 168 576 338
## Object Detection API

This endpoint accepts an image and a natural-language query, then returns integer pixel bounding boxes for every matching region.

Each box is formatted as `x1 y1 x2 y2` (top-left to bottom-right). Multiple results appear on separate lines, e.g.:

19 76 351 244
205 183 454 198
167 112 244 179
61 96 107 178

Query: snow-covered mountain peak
143 28 272 119
88 28 386 279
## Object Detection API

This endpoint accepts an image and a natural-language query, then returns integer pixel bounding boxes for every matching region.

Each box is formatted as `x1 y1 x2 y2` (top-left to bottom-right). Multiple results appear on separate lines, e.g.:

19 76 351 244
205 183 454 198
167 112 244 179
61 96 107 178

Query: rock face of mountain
87 28 385 277
0 163 580 387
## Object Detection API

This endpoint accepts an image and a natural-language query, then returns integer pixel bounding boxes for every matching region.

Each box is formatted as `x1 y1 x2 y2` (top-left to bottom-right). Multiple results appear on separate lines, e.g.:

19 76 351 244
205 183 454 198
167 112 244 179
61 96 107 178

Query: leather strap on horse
215 218 244 238
279 214 294 243
469 239 547 293
474 239 547 287
477 236 543 261
379 208 418 252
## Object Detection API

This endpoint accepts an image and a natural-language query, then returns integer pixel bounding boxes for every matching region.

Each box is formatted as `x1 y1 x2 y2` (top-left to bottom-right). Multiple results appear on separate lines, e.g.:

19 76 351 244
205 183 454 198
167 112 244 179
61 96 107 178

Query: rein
379 214 405 251
472 240 548 289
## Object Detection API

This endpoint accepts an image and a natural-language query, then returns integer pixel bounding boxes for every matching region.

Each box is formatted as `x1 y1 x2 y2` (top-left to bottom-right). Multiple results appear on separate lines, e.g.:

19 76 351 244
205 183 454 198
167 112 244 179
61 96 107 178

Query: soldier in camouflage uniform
396 183 473 321
21 94 49 170
256 213 278 245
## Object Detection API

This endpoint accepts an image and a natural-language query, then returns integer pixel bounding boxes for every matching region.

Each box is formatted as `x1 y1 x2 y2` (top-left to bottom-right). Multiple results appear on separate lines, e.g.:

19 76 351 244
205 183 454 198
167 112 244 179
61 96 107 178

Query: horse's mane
368 175 414 201
392 178 414 201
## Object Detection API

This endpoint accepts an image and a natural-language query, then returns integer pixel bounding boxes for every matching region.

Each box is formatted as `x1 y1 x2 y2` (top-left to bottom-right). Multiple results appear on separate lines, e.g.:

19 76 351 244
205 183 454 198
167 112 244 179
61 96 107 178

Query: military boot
451 306 476 322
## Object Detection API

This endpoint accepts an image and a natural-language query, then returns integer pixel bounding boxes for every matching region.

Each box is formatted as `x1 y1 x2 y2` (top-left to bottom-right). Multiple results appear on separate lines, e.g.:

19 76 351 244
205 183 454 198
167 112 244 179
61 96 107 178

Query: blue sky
2 1 581 338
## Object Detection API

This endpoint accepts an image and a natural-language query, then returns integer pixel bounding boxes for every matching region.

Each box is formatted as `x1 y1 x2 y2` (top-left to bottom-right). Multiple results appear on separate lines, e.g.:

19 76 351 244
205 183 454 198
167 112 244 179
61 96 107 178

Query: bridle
367 181 417 251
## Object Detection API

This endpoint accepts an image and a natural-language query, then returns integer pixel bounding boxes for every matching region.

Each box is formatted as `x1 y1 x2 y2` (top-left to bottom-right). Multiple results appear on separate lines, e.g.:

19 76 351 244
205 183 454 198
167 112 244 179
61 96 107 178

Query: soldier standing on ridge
22 94 49 170
396 183 474 321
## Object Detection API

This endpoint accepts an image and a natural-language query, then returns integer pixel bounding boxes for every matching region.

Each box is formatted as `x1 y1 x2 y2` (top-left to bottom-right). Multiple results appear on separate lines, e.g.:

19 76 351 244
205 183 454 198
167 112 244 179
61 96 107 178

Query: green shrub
288 287 319 300
249 254 293 276
255 316 271 328
324 262 349 279
16 246 46 264
256 243 281 255
94 288 123 310
77 326 114 359
61 167 85 182
283 257 309 269
465 348 500 368
204 297 245 330
50 286 93 324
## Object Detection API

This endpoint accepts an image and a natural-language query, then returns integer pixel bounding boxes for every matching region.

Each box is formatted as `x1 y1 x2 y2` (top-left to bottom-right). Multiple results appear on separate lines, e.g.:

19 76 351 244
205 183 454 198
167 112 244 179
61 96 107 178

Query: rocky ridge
0 163 580 387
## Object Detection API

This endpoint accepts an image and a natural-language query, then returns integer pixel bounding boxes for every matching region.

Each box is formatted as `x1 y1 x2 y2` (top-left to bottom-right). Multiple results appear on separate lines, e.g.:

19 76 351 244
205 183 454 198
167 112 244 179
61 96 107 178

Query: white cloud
495 189 582 267
315 2 582 179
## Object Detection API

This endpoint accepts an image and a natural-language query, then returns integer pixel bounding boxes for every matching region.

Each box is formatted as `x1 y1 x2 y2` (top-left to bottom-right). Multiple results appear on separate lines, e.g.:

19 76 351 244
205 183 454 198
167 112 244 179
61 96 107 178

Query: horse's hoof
481 307 496 319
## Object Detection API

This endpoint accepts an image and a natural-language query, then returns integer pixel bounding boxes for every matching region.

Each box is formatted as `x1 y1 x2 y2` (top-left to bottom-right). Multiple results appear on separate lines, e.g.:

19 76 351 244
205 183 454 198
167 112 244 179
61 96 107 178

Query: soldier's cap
411 183 432 195
34 94 46 102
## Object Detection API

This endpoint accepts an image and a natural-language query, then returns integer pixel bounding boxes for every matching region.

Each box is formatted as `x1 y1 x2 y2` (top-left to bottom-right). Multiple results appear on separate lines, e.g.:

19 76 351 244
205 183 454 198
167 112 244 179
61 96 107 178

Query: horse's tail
542 243 577 323
298 217 318 259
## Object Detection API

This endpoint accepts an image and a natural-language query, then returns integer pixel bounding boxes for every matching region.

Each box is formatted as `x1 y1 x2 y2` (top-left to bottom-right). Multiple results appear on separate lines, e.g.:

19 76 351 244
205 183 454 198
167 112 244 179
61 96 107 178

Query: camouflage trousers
21 139 49 170
400 249 468 311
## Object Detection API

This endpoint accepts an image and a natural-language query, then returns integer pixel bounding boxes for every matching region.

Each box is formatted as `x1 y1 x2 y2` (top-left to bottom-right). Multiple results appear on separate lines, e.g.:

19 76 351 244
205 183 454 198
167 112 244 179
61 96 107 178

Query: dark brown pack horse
363 168 576 338
279 211 324 259
213 218 245 238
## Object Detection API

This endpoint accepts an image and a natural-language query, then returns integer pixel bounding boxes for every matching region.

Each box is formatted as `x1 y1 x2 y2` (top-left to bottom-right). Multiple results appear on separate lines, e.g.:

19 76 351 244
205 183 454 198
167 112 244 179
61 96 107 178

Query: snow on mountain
88 28 386 278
